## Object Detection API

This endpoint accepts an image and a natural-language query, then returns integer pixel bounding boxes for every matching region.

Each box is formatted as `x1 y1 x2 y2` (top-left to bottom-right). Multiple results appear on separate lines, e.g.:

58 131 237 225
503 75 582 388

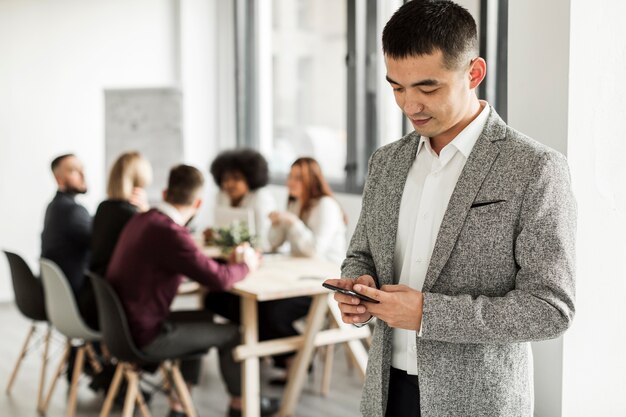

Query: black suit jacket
41 191 92 294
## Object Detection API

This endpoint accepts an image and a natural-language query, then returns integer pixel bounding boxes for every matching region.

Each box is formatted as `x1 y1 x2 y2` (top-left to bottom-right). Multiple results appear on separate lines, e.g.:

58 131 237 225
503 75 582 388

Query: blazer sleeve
341 151 380 283
421 152 577 344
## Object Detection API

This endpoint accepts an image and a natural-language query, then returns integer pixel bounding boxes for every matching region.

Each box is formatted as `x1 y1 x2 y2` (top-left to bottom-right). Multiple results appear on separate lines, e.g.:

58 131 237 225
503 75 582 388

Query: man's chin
66 186 87 195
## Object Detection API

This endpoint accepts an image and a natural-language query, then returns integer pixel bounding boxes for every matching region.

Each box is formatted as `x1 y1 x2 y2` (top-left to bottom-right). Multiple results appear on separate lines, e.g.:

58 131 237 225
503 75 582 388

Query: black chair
89 273 204 417
3 250 52 413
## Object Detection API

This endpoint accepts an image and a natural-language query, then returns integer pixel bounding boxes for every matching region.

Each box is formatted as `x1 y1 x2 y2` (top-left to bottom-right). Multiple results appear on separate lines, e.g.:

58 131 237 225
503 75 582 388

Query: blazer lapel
376 133 420 286
422 108 507 292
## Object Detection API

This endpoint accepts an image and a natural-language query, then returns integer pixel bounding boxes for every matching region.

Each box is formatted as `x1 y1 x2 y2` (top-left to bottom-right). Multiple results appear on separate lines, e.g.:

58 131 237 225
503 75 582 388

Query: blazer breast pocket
470 199 507 209
466 199 510 221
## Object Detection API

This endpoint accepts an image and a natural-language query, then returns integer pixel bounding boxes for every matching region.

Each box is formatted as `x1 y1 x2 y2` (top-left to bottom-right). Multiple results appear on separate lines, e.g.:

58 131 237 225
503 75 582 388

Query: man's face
385 50 476 143
55 156 87 194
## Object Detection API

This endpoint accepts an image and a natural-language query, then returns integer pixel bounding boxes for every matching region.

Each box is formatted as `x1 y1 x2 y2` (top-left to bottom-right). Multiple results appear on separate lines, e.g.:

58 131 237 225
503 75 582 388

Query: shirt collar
417 101 490 160
156 202 185 226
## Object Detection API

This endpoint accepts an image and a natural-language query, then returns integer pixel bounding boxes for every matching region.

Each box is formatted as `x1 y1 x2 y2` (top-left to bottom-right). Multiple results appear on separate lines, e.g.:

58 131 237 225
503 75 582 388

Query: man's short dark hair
165 165 205 205
382 0 478 69
50 154 74 173
210 149 269 191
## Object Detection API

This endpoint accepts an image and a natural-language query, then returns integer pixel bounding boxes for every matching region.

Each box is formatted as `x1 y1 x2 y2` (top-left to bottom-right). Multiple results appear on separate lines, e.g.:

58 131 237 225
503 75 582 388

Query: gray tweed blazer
341 107 576 417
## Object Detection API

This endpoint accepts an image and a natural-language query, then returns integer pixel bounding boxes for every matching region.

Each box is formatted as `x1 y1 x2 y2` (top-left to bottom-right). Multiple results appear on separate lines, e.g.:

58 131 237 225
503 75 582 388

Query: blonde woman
90 151 152 276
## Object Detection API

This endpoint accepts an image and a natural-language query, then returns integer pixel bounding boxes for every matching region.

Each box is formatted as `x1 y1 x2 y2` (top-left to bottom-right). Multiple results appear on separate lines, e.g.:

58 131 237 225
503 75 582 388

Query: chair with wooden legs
89 273 206 417
39 259 102 417
3 251 53 414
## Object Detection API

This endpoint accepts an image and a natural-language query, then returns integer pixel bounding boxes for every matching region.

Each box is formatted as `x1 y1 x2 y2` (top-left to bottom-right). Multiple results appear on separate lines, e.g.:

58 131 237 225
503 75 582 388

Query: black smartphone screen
322 282 380 303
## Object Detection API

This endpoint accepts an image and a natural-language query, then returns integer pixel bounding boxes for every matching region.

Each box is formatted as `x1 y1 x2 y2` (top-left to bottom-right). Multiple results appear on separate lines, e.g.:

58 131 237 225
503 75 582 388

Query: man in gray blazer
324 2 576 416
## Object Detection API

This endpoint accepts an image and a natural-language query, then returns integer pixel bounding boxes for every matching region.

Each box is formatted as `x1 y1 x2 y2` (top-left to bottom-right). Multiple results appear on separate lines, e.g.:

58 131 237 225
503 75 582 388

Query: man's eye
393 87 404 93
422 89 438 95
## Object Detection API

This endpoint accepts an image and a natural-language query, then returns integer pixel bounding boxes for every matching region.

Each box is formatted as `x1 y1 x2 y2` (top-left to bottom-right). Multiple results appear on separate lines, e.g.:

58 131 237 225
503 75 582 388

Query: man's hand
325 275 377 325
353 284 424 331
229 242 262 273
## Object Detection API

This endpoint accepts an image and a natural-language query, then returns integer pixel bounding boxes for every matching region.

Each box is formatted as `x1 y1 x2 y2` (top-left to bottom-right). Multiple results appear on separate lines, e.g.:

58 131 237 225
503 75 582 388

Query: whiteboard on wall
105 88 183 202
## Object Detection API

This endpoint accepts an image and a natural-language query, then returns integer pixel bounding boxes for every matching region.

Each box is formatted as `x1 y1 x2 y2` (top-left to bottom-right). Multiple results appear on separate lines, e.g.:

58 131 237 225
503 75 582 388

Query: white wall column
561 0 626 415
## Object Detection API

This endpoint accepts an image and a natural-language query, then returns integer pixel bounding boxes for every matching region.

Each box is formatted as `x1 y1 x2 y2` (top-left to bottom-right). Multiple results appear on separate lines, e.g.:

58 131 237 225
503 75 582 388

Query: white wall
0 0 178 300
0 0 230 300
561 0 626 415
507 1 571 416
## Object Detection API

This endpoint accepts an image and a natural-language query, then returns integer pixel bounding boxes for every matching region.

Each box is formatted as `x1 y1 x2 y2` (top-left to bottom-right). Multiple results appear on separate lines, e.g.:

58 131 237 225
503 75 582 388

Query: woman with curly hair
207 149 276 250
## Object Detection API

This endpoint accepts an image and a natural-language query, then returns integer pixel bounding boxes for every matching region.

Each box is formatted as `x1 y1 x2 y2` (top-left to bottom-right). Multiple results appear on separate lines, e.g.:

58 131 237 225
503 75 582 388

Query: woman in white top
263 157 347 379
268 157 347 263
205 149 276 250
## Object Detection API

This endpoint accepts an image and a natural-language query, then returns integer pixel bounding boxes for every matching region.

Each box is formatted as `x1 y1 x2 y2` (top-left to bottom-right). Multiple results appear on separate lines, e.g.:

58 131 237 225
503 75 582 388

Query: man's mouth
411 117 432 126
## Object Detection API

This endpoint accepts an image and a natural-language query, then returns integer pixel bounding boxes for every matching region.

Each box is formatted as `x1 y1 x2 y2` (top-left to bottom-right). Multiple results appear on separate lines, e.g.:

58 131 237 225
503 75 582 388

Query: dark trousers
385 367 421 417
141 310 241 396
204 292 312 368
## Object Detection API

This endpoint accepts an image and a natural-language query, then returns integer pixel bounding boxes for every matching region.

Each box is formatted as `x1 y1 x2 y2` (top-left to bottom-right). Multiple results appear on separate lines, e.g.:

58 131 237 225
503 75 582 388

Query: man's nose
403 97 425 116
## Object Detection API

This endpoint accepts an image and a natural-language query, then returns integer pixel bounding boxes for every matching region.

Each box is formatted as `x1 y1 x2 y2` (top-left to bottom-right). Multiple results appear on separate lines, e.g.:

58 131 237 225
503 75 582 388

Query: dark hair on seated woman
210 149 269 191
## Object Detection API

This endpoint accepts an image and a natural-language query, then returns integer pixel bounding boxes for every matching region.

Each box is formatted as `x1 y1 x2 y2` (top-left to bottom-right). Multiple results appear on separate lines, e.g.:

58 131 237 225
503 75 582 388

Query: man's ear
468 57 487 90
193 198 203 210
162 189 168 201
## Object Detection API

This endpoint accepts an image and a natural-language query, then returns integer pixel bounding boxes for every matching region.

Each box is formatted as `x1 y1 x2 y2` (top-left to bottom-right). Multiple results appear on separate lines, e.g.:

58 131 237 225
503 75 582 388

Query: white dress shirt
156 202 185 226
391 102 490 375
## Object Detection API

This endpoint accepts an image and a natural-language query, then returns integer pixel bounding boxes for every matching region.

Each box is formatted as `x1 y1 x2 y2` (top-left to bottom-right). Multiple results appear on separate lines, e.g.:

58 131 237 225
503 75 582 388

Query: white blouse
268 196 347 264
216 188 276 251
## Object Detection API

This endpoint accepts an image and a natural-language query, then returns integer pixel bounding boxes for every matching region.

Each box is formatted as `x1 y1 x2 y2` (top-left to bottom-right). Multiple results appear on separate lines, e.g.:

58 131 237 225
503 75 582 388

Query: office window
269 0 348 182
236 0 507 193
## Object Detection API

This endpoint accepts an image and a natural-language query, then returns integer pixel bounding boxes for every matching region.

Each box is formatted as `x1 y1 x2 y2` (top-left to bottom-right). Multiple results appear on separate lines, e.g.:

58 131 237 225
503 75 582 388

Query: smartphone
322 282 380 304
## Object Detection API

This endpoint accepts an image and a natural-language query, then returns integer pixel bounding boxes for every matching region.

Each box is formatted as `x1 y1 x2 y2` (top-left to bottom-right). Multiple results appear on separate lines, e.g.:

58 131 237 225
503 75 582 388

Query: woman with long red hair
268 157 347 263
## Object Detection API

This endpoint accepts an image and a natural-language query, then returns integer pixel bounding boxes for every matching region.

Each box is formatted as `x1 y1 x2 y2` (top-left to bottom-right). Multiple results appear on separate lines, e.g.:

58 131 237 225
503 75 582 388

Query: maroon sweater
107 209 248 347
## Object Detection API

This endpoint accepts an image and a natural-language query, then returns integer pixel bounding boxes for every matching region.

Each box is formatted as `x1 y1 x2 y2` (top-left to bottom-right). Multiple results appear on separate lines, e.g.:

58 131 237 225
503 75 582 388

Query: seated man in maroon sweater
107 164 279 417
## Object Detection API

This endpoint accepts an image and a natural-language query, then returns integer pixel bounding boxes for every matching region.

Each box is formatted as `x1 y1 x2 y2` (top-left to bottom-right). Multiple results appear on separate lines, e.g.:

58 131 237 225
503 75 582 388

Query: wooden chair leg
5 323 36 394
121 368 139 417
40 339 71 415
85 342 103 374
135 388 152 417
36 325 52 411
100 344 111 362
66 345 85 417
160 364 175 402
171 362 198 417
99 362 125 417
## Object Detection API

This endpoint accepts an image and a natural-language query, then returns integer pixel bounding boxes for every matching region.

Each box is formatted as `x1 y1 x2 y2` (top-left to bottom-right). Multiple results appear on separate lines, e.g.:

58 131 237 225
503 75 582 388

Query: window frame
235 0 508 194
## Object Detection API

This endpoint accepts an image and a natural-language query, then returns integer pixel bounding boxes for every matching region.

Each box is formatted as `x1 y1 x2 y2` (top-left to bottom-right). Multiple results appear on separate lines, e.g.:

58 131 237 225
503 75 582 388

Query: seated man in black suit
41 153 94 384
41 153 92 296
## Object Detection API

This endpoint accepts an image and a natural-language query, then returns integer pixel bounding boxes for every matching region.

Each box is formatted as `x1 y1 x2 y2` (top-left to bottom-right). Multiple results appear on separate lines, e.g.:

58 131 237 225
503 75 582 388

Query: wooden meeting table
185 250 371 417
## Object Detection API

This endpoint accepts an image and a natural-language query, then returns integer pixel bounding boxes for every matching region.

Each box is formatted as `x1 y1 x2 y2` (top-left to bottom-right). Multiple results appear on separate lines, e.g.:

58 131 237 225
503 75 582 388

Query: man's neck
430 99 484 155
57 188 75 196
164 201 194 225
